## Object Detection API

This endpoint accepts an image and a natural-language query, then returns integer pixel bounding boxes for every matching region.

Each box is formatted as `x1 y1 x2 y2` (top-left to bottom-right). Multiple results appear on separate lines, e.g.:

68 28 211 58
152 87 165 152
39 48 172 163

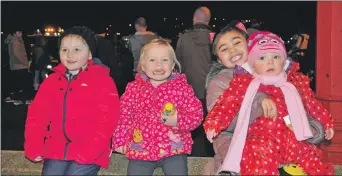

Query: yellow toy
279 164 306 176
162 103 175 123
163 103 175 116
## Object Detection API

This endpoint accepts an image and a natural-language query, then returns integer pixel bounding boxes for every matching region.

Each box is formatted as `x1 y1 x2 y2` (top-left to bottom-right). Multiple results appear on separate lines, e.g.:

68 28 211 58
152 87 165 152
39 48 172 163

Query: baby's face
253 52 285 76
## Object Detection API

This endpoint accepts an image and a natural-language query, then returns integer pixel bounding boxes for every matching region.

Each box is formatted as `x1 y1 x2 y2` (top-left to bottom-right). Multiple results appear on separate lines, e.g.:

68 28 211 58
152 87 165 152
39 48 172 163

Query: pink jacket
112 73 203 161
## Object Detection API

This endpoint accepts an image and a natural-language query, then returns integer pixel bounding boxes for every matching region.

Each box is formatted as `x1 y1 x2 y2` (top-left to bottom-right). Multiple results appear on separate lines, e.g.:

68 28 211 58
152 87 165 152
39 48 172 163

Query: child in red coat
24 26 120 175
113 38 203 176
205 31 335 175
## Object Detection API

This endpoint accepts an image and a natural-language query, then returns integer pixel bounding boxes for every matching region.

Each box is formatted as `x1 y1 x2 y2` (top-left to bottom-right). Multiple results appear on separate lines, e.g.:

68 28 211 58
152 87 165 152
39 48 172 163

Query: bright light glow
214 18 216 20
47 65 52 69
213 25 216 27
129 24 132 27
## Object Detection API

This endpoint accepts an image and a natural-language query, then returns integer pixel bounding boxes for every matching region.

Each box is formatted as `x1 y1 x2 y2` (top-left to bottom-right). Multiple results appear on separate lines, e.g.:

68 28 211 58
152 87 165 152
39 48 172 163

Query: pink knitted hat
247 31 287 67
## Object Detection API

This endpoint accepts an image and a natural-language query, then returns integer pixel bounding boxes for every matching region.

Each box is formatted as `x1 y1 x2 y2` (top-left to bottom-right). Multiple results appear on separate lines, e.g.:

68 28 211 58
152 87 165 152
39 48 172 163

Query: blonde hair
137 38 181 74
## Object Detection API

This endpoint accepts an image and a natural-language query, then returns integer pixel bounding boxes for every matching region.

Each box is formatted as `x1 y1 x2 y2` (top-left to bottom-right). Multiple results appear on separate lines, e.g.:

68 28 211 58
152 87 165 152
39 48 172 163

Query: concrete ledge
1 150 342 175
1 150 210 175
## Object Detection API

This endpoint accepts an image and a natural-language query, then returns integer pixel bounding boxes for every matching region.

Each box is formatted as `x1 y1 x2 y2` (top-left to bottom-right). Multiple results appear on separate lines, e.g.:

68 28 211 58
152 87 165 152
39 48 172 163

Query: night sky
2 1 317 40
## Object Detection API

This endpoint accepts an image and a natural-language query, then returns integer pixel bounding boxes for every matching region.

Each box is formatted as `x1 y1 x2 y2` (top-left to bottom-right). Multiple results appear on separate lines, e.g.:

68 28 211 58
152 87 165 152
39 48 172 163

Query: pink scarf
219 71 313 174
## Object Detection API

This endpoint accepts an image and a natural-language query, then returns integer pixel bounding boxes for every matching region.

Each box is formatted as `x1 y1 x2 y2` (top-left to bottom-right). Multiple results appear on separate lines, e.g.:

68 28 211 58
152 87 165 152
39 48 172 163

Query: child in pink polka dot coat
205 31 335 175
112 38 203 175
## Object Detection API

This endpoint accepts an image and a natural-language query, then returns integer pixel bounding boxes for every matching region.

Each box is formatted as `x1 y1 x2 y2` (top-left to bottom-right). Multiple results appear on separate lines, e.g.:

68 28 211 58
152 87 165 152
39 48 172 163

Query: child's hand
161 110 178 127
325 128 334 140
206 129 217 143
115 146 126 154
262 97 277 121
34 156 43 162
287 124 294 132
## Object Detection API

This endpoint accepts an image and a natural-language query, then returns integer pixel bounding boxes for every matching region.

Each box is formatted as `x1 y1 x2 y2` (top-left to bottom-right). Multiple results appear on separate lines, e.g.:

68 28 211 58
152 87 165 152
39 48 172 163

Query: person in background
129 17 157 76
4 29 31 105
31 33 51 91
176 6 215 156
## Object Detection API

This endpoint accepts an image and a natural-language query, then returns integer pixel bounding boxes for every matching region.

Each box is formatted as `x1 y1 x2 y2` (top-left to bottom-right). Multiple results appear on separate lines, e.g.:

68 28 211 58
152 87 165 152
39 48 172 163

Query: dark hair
135 17 147 27
212 20 248 56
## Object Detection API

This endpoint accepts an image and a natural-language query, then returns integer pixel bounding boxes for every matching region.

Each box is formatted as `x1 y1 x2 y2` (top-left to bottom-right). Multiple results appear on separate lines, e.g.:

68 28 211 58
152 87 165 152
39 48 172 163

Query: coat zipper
63 76 72 160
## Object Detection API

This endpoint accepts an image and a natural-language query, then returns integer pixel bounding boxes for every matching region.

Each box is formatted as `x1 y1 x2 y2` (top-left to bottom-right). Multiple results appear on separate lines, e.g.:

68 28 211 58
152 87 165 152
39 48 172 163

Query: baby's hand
287 124 294 132
206 129 217 143
262 97 277 121
115 146 126 154
161 110 178 127
325 128 334 140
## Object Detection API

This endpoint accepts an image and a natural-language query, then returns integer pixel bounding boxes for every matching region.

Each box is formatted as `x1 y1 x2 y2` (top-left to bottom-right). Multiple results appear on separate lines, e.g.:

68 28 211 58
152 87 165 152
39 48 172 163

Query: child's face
59 35 91 73
253 52 285 76
142 45 175 84
216 30 248 68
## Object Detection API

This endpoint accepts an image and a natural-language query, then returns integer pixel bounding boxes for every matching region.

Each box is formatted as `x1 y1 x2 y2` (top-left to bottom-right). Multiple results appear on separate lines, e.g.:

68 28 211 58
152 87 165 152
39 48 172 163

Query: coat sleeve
24 78 51 161
289 72 334 130
206 73 266 131
206 73 232 112
112 82 136 149
76 76 120 163
203 75 252 134
171 85 203 133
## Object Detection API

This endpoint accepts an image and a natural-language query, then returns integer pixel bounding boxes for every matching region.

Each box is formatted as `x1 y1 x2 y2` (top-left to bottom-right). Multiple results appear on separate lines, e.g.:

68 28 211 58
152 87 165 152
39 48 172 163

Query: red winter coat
24 59 120 168
113 73 203 161
204 62 335 175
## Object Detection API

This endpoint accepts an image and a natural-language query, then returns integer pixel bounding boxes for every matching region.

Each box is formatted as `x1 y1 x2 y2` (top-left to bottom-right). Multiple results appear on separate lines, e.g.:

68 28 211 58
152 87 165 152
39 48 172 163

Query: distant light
45 33 50 36
117 33 121 35
106 33 109 35
181 23 184 25
1 32 3 35
51 28 54 32
45 74 49 78
54 33 57 36
176 18 178 20
213 25 216 27
47 65 52 69
175 26 177 28
106 28 108 30
214 18 216 20
37 29 40 32
223 18 225 20
109 25 112 27
57 33 60 36
129 24 132 27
